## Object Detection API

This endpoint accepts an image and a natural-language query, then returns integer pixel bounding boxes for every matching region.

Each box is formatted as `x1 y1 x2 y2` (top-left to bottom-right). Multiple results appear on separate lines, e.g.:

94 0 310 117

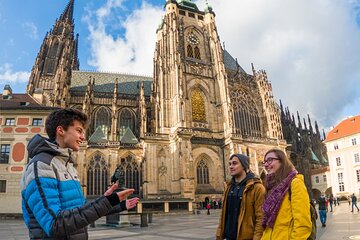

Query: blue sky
0 0 360 131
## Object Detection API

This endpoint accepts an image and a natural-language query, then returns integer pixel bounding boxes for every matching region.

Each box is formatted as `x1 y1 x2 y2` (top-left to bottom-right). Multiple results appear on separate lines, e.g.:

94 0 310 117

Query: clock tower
144 0 232 200
151 0 232 134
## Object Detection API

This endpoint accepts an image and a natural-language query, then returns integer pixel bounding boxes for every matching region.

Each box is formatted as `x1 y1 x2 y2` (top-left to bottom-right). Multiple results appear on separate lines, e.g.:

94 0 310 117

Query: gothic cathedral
26 0 286 205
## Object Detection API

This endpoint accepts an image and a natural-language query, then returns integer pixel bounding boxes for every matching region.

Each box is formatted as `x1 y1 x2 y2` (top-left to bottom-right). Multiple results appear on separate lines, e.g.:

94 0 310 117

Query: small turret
297 111 302 129
60 0 75 23
307 114 313 133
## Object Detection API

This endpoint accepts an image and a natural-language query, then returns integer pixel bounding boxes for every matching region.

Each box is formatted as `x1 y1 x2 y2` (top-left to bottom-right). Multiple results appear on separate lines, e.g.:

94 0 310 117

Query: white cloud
84 0 360 129
0 63 30 83
194 0 360 129
22 22 38 40
83 0 163 75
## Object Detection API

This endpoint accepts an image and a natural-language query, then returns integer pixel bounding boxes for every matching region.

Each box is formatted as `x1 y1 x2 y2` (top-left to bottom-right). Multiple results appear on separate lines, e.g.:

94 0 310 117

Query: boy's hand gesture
104 183 139 209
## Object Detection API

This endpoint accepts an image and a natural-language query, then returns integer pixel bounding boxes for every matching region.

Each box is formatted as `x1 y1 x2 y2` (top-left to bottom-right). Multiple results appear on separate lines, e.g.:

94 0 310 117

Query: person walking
206 202 211 215
21 108 139 239
261 149 312 240
351 193 359 213
329 194 334 212
318 194 327 227
216 154 265 240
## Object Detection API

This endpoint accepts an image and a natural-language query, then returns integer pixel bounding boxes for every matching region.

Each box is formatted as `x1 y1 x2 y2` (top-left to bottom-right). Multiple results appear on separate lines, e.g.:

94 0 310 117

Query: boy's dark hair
45 108 88 141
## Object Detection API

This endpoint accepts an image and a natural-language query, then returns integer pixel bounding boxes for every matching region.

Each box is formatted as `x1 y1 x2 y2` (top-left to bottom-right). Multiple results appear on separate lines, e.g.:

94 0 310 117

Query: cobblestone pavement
1 202 359 240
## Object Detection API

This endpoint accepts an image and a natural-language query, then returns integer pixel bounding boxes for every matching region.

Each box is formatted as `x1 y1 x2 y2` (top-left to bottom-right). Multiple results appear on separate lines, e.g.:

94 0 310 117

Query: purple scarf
262 169 298 228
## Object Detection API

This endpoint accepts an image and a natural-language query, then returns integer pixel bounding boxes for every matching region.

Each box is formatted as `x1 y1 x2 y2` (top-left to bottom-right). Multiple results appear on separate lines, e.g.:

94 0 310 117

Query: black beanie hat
230 154 250 173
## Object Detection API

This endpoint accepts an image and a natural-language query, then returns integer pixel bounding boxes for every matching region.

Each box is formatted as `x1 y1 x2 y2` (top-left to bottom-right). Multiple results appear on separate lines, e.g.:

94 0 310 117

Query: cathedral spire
297 111 302 129
73 33 80 70
315 121 320 136
307 114 313 133
60 0 75 23
27 0 78 106
303 118 307 130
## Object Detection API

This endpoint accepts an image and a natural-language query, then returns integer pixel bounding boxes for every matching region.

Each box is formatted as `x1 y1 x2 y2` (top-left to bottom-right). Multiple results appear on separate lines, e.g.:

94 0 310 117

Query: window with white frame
323 175 327 182
0 144 10 164
357 170 360 182
32 118 43 126
5 118 15 126
336 157 341 166
352 138 357 146
315 176 319 183
334 143 339 150
355 153 360 163
338 172 344 192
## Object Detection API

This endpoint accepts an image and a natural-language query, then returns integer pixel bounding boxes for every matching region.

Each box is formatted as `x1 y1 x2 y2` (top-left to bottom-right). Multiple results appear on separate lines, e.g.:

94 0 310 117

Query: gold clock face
187 33 199 45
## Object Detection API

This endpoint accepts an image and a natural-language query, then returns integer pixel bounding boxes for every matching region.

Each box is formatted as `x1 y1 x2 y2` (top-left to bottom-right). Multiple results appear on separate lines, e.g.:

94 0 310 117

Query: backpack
289 188 317 240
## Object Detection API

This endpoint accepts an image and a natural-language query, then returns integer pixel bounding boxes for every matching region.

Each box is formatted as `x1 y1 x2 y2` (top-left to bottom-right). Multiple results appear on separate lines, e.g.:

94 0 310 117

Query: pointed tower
152 0 231 135
147 0 233 200
27 0 79 107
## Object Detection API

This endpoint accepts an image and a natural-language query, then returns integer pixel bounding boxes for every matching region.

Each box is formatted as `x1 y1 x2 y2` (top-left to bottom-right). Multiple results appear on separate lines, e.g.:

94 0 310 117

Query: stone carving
158 162 167 176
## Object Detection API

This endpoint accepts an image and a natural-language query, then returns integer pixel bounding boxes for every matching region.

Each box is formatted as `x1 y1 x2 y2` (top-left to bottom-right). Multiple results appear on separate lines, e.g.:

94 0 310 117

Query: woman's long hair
264 149 295 191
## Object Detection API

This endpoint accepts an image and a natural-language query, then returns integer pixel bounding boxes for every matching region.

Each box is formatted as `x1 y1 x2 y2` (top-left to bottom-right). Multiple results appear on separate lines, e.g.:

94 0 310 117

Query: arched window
194 46 201 59
117 155 142 194
46 42 60 75
231 89 262 137
118 108 136 140
49 43 59 58
197 160 209 184
46 60 56 74
93 107 111 139
87 153 108 196
191 89 206 122
187 45 194 58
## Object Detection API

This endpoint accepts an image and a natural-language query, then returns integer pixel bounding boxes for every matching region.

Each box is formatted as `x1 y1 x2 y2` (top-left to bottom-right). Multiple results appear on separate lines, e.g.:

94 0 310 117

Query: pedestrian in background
351 193 359 213
318 194 327 227
216 154 265 240
329 194 334 212
206 202 211 215
261 149 312 240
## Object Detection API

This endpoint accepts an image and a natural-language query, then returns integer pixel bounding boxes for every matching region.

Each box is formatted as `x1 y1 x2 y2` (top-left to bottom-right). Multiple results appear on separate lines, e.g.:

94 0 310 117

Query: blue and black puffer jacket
21 134 124 239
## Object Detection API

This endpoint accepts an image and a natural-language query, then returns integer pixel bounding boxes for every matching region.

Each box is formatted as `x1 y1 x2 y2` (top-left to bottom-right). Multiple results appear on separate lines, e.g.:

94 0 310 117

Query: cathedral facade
26 0 286 209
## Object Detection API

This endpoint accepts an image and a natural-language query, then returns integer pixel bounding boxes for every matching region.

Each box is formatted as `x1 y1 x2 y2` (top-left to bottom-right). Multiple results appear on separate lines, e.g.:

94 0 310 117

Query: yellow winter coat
261 174 312 240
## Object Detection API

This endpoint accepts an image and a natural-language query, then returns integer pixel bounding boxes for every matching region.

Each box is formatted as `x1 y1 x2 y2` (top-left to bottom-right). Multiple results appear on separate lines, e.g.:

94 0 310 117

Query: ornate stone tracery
87 152 108 196
196 159 209 184
231 88 262 137
191 89 206 122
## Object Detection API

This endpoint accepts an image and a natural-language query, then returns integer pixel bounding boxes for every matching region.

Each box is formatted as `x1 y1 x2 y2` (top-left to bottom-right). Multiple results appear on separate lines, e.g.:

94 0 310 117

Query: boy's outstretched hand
126 197 139 210
104 183 139 209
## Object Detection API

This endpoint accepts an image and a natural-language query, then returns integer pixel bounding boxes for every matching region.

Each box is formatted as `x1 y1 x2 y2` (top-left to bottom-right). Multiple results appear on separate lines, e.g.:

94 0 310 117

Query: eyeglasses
261 157 280 165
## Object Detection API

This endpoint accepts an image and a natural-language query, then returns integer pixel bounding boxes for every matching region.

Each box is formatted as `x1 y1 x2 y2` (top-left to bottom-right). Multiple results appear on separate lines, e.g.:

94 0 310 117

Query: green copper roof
177 0 198 11
310 149 320 162
321 154 328 163
88 126 108 143
204 1 213 13
120 127 139 144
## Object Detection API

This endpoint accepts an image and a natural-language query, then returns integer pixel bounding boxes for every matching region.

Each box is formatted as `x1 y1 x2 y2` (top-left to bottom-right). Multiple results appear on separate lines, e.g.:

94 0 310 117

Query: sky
0 0 359 132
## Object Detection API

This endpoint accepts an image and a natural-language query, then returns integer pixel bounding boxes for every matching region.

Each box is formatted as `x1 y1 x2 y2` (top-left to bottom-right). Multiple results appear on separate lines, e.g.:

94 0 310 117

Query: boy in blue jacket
21 108 139 239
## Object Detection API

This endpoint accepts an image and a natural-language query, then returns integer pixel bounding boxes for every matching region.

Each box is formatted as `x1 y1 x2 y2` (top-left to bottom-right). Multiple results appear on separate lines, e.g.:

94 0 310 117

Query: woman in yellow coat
261 149 312 240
